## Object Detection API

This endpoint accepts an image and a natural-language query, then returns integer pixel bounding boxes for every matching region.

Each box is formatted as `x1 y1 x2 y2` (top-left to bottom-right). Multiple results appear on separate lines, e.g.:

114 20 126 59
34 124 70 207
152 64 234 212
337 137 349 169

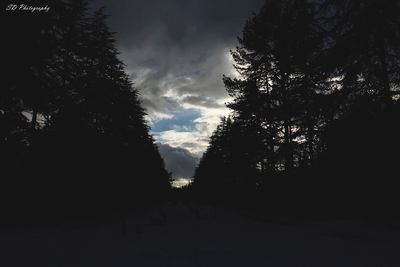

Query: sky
91 0 265 181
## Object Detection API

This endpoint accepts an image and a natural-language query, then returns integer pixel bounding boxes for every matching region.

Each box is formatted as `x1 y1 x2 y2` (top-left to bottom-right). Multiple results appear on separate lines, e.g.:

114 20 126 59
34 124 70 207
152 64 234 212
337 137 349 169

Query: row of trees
1 0 170 222
193 0 400 219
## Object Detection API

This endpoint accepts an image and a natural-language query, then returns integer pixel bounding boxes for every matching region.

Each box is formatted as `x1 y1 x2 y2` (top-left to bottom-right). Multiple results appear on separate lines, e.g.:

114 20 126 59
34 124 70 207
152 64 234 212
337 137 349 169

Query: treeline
1 0 170 223
193 0 400 219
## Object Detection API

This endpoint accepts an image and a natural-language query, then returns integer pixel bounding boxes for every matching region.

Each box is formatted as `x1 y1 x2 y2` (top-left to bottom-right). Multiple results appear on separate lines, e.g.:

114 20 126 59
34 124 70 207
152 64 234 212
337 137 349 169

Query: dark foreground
1 204 399 267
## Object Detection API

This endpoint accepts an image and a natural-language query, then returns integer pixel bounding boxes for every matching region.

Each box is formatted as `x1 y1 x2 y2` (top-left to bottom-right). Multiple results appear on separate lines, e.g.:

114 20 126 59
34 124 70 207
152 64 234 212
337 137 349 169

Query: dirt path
1 205 399 266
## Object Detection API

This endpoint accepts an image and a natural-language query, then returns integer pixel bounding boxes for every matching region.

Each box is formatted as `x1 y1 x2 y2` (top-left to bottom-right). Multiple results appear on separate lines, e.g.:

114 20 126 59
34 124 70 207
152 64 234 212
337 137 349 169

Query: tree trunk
265 77 276 172
307 125 314 166
31 109 37 132
268 123 276 171
281 71 293 171
284 118 293 171
377 32 392 105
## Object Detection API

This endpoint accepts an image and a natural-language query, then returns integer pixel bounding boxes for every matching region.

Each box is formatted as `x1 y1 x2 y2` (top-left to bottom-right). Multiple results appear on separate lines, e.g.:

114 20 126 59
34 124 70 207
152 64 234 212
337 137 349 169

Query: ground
1 204 399 266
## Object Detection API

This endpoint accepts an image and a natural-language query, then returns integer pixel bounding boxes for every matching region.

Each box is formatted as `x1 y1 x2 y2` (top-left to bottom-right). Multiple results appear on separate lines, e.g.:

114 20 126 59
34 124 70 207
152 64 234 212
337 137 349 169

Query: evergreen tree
194 0 400 218
224 0 327 172
2 1 170 222
325 0 400 108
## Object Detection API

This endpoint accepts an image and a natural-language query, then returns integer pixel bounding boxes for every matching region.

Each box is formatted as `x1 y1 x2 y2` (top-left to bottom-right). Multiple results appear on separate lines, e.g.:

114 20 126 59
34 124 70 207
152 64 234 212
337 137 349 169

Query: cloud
171 178 192 188
157 143 199 179
123 42 234 118
92 0 264 111
91 0 265 159
181 95 224 109
152 105 230 157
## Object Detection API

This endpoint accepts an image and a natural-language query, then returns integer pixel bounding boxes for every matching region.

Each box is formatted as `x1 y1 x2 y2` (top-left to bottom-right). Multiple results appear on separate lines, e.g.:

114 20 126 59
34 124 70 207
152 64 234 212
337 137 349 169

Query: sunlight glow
172 178 192 188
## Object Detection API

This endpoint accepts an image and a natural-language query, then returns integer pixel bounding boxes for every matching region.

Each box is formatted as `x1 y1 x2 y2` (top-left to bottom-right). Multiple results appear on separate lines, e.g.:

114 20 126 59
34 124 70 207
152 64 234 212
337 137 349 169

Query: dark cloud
92 0 265 115
93 0 265 47
91 0 265 174
157 143 199 179
181 95 223 108
181 142 201 149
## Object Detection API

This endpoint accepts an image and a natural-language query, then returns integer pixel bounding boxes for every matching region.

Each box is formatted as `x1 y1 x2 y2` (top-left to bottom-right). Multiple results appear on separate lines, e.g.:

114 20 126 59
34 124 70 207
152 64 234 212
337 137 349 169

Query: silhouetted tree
325 0 400 107
193 0 400 219
2 1 170 223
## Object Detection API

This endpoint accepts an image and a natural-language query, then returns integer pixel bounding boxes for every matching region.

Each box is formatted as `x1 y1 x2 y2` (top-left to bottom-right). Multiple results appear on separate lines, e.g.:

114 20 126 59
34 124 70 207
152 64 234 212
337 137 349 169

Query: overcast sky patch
91 0 265 178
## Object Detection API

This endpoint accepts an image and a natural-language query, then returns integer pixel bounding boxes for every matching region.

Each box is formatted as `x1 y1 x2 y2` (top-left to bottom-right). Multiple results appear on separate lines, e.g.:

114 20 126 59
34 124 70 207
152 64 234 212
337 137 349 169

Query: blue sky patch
151 108 201 133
